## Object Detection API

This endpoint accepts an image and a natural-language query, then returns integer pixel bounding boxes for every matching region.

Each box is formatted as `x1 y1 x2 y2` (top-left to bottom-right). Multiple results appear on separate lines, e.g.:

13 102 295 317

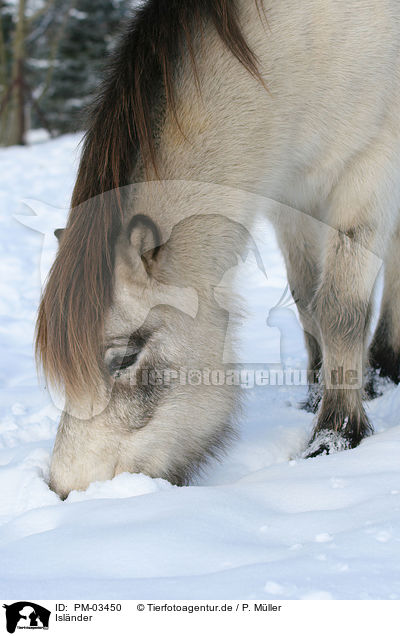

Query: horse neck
148 4 270 207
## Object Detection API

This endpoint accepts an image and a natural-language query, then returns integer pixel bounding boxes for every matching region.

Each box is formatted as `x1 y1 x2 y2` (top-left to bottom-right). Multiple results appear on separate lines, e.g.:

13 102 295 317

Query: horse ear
54 228 65 242
127 214 161 274
140 245 161 273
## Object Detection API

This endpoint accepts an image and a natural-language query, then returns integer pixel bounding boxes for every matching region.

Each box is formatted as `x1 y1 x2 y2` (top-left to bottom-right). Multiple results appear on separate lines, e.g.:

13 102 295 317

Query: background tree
0 0 27 145
0 0 131 146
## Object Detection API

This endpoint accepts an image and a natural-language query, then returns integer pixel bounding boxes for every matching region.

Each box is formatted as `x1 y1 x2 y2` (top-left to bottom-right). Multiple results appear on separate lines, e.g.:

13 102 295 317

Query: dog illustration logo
3 602 50 633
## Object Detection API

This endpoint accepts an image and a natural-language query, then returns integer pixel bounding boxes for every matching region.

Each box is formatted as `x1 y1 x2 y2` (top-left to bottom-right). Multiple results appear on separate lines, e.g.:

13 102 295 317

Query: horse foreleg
274 216 322 412
305 151 399 456
369 222 400 385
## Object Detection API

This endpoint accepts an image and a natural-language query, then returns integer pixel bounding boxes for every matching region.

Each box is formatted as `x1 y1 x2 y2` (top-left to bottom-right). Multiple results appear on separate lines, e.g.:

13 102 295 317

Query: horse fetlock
304 388 372 458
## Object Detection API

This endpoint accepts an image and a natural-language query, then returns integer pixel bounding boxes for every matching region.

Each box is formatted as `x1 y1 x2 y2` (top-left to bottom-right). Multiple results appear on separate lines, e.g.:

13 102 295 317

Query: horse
36 0 400 498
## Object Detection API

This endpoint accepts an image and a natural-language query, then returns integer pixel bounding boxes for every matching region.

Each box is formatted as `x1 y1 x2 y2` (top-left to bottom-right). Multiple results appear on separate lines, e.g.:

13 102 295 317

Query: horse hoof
302 430 351 459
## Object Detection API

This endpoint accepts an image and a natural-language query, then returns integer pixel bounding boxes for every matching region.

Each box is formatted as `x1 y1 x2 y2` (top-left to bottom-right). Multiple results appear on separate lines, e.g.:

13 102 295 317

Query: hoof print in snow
303 430 351 459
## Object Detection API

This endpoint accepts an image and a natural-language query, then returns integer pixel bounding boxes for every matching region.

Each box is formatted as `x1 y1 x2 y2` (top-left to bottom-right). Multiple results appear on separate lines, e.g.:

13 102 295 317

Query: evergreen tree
0 1 14 88
33 0 130 134
0 0 131 145
0 0 27 145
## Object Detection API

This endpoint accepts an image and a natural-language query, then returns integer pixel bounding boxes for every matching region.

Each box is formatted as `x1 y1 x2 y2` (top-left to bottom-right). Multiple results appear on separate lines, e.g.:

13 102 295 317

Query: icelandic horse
36 0 400 497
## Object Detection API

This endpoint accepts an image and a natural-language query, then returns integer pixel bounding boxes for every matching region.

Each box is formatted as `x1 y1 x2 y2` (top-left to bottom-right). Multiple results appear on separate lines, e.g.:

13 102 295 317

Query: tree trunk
1 0 26 146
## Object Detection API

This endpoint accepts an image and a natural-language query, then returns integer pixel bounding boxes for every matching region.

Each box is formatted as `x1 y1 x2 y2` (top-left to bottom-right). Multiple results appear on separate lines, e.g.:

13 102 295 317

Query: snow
1 132 400 600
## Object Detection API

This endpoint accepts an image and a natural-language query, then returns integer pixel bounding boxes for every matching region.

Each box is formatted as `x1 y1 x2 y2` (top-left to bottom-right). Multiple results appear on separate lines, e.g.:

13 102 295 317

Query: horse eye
105 346 141 377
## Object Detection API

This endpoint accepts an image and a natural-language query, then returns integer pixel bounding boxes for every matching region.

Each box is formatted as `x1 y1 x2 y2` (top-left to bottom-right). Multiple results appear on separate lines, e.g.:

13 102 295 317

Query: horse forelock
35 0 263 401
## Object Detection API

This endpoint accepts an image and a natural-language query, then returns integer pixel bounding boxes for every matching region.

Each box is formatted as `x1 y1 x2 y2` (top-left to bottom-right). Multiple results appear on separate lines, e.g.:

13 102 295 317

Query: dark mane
35 0 262 400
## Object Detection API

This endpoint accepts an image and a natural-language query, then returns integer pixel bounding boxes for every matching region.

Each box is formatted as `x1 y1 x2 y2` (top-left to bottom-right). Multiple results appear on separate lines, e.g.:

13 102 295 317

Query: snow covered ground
0 133 400 600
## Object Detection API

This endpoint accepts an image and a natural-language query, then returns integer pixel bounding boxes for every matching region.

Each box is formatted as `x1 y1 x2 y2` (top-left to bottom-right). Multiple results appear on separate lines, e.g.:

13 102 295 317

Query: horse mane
35 0 263 401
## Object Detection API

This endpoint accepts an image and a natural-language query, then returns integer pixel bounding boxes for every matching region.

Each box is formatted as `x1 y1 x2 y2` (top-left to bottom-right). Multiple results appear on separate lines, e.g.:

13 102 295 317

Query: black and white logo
2 602 50 633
